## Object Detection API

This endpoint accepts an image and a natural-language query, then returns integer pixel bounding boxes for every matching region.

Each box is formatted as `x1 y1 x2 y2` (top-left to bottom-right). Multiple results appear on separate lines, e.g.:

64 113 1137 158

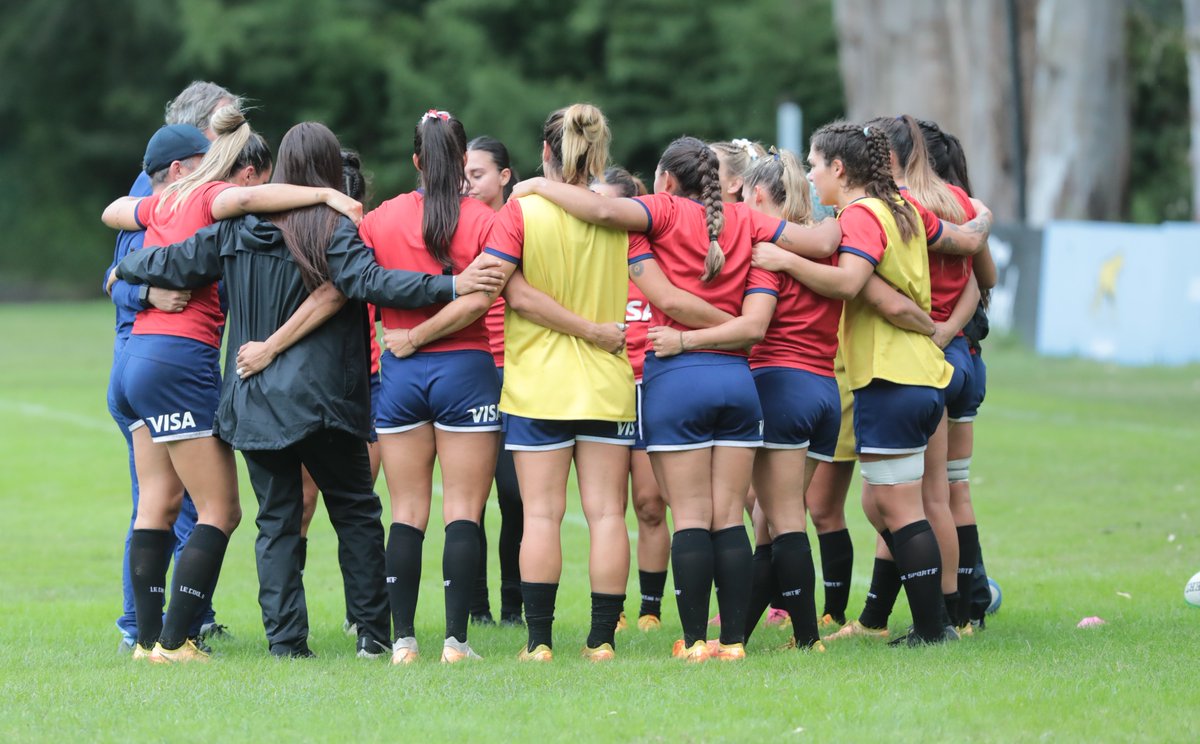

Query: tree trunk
1185 0 1200 220
1025 0 1129 224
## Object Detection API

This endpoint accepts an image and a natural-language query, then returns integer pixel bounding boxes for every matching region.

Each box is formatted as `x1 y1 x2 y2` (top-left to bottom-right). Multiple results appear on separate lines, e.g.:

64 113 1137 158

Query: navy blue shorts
753 367 840 461
633 382 647 451
641 351 763 452
377 349 501 434
946 340 986 422
109 334 221 444
852 379 944 455
505 415 636 451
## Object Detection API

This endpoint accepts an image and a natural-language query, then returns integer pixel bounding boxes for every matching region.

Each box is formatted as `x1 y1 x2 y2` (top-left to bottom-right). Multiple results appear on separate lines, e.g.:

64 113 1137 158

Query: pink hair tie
420 109 451 123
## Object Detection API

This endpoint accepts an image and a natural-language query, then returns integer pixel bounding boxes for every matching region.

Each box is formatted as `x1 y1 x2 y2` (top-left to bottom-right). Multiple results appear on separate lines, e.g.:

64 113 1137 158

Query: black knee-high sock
638 570 668 618
386 523 424 640
970 546 991 622
586 592 626 648
130 529 173 648
858 557 902 630
496 450 524 618
891 520 945 641
743 544 776 643
159 525 228 649
470 506 490 616
444 520 480 642
671 528 714 647
955 524 980 626
298 536 308 576
817 529 854 623
522 581 557 651
773 532 820 647
712 526 752 646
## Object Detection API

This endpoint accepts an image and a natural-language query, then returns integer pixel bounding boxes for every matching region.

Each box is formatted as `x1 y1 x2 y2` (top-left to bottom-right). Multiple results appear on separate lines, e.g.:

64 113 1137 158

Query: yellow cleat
131 644 153 661
440 639 482 664
713 642 746 661
956 623 975 638
615 612 628 633
581 643 615 662
636 614 662 632
148 639 210 664
783 638 828 652
818 614 842 630
391 637 419 665
823 619 889 642
517 643 553 662
672 639 711 663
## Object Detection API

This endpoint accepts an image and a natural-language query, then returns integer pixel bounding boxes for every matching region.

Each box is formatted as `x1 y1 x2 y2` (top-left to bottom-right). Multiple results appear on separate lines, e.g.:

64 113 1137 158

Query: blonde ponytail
158 105 252 214
543 103 610 186
745 147 812 225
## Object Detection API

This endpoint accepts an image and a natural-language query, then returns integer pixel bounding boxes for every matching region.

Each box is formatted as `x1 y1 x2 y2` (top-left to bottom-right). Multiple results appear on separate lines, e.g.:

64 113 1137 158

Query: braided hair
659 136 725 282
810 120 919 242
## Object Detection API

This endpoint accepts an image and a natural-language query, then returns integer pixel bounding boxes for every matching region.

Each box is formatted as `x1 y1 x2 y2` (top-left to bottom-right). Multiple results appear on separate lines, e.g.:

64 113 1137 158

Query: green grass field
1 301 1197 742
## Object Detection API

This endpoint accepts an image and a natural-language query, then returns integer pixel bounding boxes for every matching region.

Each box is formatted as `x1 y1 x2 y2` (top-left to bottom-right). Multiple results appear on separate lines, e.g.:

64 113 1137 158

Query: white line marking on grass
0 398 112 432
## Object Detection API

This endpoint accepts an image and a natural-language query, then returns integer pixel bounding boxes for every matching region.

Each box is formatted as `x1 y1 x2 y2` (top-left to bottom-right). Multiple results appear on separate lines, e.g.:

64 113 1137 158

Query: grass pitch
1 301 1197 742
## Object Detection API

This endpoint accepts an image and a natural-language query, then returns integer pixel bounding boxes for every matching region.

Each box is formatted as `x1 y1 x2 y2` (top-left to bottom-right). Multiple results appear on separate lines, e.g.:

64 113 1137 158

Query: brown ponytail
659 137 725 282
414 110 468 271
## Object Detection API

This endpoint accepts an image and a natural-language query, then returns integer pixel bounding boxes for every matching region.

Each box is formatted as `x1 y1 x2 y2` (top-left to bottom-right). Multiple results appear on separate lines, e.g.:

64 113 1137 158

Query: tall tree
1186 0 1200 219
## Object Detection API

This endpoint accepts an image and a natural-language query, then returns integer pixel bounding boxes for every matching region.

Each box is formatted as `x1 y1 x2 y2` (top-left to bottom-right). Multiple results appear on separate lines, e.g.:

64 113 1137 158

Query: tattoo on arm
630 262 644 277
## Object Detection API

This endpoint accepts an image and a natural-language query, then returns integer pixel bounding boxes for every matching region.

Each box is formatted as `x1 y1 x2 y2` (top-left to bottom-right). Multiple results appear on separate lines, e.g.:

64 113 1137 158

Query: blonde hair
544 103 610 186
744 147 812 225
158 105 252 215
710 139 767 200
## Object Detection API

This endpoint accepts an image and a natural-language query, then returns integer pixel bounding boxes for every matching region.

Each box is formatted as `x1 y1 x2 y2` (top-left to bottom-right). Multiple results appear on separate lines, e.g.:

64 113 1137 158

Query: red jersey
366 303 381 375
624 280 652 380
750 259 841 376
902 187 975 323
359 193 494 353
628 195 782 357
485 298 506 367
132 181 235 349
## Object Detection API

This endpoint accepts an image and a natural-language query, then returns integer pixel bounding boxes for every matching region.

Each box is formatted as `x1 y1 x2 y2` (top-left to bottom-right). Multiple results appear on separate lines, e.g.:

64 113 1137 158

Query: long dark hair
271 122 343 291
414 110 467 272
919 120 974 196
659 136 725 281
870 115 964 223
467 136 517 201
231 132 272 179
810 120 919 242
341 148 367 201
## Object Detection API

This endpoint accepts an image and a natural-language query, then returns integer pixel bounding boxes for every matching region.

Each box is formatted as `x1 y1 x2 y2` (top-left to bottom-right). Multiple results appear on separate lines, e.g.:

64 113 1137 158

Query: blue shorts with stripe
377 349 501 434
752 366 840 461
944 337 986 422
633 381 647 451
504 416 636 451
852 379 944 455
108 334 221 443
640 351 763 452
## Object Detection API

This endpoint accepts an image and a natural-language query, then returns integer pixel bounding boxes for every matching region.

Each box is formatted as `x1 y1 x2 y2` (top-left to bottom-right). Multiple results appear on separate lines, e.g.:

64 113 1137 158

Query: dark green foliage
0 0 844 294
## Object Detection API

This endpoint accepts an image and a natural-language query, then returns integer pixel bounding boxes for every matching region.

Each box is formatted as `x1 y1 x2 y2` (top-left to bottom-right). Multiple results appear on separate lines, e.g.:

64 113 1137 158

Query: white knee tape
860 452 925 485
947 457 972 484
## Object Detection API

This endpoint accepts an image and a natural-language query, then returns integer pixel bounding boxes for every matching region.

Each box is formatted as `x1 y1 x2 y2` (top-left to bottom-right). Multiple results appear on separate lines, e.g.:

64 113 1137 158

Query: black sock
159 524 228 649
470 506 490 617
522 581 558 651
858 557 902 630
671 528 714 647
943 592 960 628
129 529 172 648
817 529 853 623
891 520 945 641
444 520 480 642
638 570 667 618
970 546 991 621
773 532 819 647
386 523 424 639
743 544 776 643
586 592 625 648
298 536 308 577
712 526 752 646
500 580 522 620
956 524 980 625
496 450 524 618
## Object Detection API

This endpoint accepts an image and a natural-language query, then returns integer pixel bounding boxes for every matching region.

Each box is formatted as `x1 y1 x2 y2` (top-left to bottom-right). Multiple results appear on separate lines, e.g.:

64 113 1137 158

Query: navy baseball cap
143 124 210 176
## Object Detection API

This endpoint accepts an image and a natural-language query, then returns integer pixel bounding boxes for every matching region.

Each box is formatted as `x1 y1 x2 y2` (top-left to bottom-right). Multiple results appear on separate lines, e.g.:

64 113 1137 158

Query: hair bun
210 105 247 136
